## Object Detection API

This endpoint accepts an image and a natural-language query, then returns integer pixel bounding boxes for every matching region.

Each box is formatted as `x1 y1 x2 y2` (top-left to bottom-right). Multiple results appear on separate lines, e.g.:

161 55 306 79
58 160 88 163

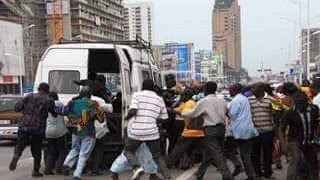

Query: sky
125 0 320 76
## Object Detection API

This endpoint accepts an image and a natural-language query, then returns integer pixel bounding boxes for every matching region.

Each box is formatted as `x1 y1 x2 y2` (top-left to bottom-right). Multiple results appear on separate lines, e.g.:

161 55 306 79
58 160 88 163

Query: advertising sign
167 44 190 80
167 44 189 72
0 20 24 76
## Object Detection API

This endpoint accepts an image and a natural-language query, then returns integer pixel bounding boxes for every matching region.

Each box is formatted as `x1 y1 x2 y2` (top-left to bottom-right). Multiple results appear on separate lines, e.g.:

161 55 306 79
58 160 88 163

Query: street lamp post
23 24 35 86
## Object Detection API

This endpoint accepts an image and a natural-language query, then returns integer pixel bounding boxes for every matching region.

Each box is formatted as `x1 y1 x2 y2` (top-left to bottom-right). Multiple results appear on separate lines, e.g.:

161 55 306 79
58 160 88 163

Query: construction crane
48 0 64 44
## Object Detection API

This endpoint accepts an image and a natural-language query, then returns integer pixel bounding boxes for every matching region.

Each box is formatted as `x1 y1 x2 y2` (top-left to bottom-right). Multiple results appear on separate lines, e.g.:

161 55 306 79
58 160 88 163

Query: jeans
224 137 242 169
238 139 258 179
196 125 233 180
110 143 157 174
45 134 68 172
13 131 43 171
124 138 170 178
251 131 274 177
167 136 205 167
63 135 96 178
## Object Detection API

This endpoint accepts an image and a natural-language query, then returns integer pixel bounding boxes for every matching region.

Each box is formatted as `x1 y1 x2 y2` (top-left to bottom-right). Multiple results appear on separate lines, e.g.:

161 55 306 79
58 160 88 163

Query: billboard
167 44 189 72
166 44 192 80
0 20 25 76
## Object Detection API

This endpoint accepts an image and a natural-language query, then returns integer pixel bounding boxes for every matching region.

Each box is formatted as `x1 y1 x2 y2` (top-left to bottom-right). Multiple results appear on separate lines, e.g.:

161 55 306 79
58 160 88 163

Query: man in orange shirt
166 87 205 168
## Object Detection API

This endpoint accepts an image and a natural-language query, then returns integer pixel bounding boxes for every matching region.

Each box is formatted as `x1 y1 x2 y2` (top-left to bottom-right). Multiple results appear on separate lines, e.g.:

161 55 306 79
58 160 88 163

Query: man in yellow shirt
166 88 205 168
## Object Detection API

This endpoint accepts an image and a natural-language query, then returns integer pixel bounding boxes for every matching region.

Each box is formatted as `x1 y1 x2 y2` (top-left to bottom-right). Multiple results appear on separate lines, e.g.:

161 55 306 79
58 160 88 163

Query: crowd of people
5 77 320 180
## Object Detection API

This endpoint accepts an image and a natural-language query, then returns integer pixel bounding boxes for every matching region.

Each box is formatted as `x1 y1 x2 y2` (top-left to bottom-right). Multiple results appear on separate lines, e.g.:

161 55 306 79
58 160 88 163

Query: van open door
114 46 133 138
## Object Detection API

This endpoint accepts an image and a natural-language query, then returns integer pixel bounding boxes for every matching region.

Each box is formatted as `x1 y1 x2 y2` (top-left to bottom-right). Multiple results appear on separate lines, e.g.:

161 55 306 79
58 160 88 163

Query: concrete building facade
301 28 320 78
212 0 241 71
70 0 124 41
123 1 154 43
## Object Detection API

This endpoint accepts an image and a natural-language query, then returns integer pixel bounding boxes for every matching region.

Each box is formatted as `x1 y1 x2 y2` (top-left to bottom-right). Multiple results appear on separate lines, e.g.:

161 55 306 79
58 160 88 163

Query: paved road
0 141 288 180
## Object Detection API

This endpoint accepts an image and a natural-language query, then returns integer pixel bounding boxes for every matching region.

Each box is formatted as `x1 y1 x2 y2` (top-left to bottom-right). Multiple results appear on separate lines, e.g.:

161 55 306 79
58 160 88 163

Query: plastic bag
95 120 109 139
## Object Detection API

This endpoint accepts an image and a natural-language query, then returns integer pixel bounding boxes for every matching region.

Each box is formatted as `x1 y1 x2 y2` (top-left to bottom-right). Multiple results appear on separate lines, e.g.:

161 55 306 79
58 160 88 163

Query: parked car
0 94 24 140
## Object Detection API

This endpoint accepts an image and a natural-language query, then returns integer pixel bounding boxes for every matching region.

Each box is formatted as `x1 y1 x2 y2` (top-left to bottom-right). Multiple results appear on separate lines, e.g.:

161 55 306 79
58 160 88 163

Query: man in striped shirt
124 79 170 180
249 83 275 179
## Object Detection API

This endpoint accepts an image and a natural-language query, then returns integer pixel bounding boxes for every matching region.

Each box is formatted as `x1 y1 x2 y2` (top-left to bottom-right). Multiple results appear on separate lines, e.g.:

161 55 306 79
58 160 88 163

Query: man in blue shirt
228 84 259 180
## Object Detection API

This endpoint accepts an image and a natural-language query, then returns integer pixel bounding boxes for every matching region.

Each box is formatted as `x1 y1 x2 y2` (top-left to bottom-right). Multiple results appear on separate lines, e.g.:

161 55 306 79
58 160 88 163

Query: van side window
88 49 119 73
153 72 162 87
141 70 150 80
124 70 131 93
49 70 80 94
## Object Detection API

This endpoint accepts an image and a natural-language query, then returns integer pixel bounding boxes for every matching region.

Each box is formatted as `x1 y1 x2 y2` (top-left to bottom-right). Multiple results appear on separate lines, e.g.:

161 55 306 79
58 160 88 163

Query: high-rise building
69 0 124 41
301 28 320 78
123 1 154 43
212 0 241 71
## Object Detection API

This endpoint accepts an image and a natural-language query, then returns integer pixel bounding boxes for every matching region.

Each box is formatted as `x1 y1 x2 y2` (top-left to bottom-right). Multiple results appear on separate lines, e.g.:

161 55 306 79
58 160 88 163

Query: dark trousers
91 137 104 172
238 139 258 179
45 134 68 172
251 131 274 177
167 120 184 153
224 137 242 169
167 137 205 167
287 141 318 180
196 125 233 180
124 138 170 178
13 131 43 171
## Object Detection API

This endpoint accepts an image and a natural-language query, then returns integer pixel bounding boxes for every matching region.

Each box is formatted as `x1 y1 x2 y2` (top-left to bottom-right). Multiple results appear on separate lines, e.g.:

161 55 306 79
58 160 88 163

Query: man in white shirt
123 79 170 180
182 81 234 180
311 78 320 108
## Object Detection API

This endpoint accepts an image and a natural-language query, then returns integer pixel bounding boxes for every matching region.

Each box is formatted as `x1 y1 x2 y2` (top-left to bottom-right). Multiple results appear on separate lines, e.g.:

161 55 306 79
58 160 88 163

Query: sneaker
9 155 19 171
232 166 243 177
131 167 144 180
72 177 81 180
44 170 55 175
32 171 43 177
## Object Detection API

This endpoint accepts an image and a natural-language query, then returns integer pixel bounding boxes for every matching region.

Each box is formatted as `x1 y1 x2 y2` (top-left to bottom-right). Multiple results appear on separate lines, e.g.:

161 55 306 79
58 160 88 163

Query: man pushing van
123 79 171 180
9 83 55 177
73 72 112 103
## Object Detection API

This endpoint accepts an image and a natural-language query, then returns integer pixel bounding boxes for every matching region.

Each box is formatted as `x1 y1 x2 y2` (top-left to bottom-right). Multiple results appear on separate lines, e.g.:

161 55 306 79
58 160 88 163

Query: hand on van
125 109 137 121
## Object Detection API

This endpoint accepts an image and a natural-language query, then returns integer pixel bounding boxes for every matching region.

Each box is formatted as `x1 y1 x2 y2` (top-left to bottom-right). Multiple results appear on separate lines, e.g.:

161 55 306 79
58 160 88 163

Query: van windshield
49 70 80 94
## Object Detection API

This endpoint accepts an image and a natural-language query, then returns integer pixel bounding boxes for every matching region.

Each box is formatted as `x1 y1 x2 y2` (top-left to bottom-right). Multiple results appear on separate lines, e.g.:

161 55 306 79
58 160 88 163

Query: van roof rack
58 35 152 50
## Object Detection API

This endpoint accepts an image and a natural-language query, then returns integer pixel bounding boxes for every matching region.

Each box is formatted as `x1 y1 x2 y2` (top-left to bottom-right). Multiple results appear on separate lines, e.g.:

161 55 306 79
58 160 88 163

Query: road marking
175 164 199 180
